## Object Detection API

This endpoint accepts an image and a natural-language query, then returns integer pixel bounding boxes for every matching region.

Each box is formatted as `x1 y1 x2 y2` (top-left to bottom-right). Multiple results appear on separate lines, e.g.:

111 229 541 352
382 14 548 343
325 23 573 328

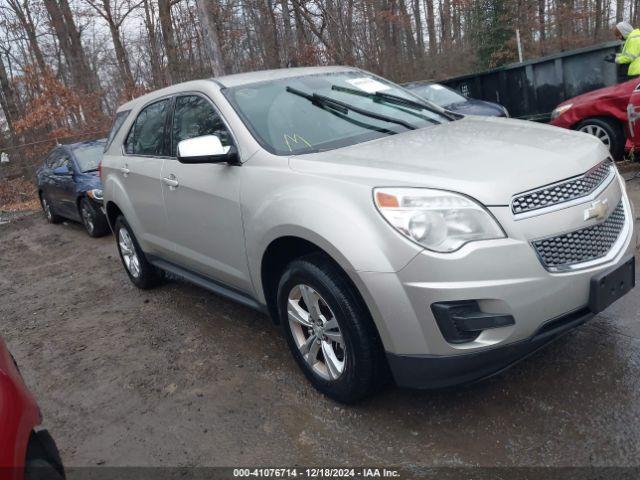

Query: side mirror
176 135 239 165
53 165 71 175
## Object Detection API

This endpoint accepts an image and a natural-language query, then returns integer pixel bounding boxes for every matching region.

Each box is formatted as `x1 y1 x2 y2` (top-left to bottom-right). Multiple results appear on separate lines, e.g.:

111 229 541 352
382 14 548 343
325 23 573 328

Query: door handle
120 165 130 177
162 175 179 189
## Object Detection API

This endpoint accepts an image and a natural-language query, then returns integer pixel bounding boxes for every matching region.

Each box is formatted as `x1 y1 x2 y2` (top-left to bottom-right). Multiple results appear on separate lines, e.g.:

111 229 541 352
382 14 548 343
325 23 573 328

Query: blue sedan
36 139 109 237
403 81 509 117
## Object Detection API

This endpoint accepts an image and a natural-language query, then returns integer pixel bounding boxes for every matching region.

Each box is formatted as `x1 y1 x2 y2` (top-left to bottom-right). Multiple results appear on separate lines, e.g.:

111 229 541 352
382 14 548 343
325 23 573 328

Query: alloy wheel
81 203 94 234
287 284 346 381
42 197 52 221
579 124 611 149
118 227 141 278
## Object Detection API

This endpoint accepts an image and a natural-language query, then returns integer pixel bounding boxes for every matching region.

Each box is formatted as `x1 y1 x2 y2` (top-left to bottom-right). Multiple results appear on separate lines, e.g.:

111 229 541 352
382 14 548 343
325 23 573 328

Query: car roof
403 81 436 88
215 65 357 88
66 138 107 150
117 66 360 112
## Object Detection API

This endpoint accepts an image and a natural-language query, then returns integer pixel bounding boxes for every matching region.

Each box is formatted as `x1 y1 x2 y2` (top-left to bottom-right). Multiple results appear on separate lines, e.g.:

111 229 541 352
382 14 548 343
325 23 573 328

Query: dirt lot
1 175 640 470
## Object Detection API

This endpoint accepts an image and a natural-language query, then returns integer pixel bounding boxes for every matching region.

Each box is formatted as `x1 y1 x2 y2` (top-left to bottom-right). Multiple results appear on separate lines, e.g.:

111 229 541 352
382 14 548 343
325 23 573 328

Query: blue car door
49 150 78 219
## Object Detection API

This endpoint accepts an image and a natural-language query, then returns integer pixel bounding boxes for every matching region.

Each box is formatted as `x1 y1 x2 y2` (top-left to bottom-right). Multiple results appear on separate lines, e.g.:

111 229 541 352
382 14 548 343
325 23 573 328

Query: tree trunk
424 0 436 55
538 0 546 53
43 0 100 94
413 0 424 57
158 0 181 84
7 0 48 74
142 0 164 87
196 0 226 76
0 54 21 141
441 0 451 53
617 0 624 22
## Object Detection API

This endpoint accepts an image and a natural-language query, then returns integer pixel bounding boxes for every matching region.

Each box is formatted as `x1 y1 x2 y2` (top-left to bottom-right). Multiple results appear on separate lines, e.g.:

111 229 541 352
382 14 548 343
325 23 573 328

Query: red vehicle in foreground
550 77 640 160
0 336 64 480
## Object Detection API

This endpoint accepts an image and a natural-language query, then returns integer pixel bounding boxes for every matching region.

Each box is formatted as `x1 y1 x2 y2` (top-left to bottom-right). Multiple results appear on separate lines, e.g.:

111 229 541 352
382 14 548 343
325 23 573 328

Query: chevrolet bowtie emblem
584 199 609 222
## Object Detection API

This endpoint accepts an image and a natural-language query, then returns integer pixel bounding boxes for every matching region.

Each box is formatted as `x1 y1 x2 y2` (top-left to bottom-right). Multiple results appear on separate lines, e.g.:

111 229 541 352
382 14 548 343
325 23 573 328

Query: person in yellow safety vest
606 21 640 76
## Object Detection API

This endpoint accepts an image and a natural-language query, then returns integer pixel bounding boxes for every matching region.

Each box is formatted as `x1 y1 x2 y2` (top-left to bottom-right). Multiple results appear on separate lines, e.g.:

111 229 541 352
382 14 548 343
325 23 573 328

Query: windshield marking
284 134 312 151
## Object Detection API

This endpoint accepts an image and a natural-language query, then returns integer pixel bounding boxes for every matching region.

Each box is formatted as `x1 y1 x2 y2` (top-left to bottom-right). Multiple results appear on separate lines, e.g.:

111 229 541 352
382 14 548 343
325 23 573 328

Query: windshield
73 141 105 172
224 71 450 155
406 83 467 107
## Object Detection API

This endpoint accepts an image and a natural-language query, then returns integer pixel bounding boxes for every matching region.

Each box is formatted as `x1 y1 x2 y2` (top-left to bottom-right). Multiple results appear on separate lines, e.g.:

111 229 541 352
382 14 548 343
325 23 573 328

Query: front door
49 151 77 219
160 94 252 293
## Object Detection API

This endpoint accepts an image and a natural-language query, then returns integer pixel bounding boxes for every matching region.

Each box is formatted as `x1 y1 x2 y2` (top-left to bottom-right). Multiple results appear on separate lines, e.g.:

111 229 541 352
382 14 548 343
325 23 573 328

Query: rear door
55 152 78 218
39 149 59 204
160 93 251 292
121 98 173 256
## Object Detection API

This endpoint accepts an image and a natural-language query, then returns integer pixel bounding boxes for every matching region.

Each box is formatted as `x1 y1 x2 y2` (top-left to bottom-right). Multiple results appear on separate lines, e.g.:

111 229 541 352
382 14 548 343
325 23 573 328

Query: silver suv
102 67 637 402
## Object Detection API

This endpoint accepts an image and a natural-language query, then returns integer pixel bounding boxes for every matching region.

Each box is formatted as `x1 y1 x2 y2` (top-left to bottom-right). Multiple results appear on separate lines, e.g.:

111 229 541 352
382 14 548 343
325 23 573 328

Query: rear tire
576 117 625 161
80 198 109 237
277 254 388 403
114 215 164 289
24 431 65 480
40 194 63 224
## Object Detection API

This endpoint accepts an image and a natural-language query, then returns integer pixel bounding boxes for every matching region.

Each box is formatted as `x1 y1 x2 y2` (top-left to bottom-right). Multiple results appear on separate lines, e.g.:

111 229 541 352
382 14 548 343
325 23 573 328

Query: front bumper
387 306 594 389
354 174 637 388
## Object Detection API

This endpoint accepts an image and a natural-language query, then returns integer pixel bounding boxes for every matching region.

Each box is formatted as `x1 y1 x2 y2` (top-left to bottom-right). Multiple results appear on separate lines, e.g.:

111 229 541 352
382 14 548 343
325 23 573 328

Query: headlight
551 103 573 120
374 188 505 252
87 189 103 201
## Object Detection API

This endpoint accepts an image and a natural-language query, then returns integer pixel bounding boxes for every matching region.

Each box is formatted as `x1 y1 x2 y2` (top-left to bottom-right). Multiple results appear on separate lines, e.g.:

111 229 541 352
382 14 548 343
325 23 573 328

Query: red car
627 82 640 148
550 77 640 160
0 336 64 480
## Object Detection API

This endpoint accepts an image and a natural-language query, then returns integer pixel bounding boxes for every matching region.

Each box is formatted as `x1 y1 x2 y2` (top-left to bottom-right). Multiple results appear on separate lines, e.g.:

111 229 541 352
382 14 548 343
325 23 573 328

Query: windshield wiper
330 85 453 121
286 86 417 131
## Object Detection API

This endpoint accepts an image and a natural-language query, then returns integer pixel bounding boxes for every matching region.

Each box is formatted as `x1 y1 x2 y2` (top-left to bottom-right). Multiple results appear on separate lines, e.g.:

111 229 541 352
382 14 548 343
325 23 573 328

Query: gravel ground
1 176 640 470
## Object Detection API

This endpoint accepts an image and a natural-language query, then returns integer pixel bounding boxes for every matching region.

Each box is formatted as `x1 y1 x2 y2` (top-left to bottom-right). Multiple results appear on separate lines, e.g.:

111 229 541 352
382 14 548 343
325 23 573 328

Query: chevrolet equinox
102 66 637 403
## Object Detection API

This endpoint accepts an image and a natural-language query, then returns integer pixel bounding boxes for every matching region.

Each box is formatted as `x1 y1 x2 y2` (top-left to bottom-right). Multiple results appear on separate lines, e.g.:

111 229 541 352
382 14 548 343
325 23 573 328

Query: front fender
243 176 422 304
0 341 40 475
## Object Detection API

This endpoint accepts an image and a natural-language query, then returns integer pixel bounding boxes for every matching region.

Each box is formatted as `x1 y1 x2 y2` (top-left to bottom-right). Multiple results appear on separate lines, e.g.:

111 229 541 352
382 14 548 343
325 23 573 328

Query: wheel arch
105 200 123 231
573 114 626 129
259 234 392 360
573 115 627 160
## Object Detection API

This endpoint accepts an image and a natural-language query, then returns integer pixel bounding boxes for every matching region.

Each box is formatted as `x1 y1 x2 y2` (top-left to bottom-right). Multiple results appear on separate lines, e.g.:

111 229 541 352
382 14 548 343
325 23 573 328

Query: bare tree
195 0 225 76
0 53 21 141
84 0 142 93
43 0 101 94
158 0 181 83
5 0 47 74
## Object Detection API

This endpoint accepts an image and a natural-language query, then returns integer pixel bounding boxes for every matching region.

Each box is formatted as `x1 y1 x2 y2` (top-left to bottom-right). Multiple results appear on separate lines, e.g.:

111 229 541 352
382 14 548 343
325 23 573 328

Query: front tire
277 254 387 403
576 117 625 161
80 198 109 237
24 431 65 480
114 216 164 289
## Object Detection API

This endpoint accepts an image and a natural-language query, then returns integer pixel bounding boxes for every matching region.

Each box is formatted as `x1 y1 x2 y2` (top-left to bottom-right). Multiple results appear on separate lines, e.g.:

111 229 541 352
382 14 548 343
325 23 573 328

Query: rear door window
170 95 232 157
125 99 171 156
105 110 131 151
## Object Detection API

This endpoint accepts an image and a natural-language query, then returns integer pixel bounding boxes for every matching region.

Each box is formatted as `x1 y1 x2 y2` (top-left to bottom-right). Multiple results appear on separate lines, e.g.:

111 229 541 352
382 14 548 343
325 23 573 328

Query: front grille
512 160 613 215
532 201 625 270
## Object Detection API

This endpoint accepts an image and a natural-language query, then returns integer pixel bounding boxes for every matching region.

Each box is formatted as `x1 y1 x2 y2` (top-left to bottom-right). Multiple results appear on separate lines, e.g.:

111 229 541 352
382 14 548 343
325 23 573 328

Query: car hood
557 78 640 108
76 171 102 191
445 99 505 117
289 116 609 206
